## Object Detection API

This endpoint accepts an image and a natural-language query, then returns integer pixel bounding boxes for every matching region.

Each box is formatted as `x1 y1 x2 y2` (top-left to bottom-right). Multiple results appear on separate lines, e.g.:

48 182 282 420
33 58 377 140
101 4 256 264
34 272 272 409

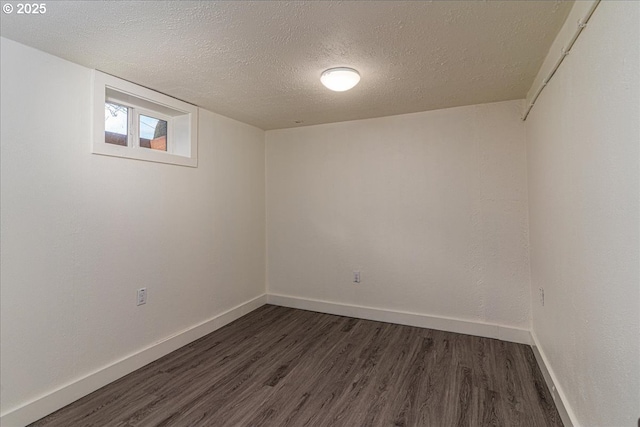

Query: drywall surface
525 2 640 425
266 100 531 329
0 38 265 418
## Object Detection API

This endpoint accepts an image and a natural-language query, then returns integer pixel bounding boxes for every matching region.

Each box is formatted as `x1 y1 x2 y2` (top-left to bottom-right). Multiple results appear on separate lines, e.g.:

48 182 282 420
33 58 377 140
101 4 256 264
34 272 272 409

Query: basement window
93 71 198 167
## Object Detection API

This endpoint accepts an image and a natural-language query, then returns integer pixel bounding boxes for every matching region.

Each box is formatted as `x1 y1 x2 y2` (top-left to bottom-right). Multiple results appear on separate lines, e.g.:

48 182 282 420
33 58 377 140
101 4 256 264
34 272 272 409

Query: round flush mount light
320 67 361 92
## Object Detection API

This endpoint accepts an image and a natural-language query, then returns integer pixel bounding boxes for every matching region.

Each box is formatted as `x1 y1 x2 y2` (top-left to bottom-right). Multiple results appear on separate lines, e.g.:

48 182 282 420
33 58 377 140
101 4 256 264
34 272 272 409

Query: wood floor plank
30 305 563 427
243 317 379 427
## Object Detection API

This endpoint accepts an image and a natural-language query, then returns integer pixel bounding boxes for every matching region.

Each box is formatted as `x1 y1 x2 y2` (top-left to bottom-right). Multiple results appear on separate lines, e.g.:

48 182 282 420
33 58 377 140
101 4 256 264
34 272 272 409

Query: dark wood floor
31 305 562 427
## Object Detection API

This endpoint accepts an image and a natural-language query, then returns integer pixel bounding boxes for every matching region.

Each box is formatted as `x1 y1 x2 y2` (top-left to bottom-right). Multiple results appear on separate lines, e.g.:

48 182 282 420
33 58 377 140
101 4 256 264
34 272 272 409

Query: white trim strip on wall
267 293 532 345
530 331 578 427
523 0 600 120
4 295 578 427
267 294 579 424
0 294 268 427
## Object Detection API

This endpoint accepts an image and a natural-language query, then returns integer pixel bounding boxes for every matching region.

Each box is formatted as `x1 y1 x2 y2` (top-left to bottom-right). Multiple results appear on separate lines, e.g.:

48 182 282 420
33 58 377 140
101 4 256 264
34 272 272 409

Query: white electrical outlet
539 288 544 306
353 271 361 283
137 288 147 306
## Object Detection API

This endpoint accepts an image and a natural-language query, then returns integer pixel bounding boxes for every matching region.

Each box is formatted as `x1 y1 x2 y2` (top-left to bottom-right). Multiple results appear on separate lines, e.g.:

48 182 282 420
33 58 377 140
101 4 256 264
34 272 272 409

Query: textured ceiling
0 1 573 130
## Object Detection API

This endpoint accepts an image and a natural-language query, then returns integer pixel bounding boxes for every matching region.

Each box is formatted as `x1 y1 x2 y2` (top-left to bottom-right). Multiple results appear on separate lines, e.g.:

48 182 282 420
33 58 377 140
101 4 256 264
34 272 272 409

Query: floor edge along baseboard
530 331 577 427
266 294 576 427
0 294 268 427
267 293 532 344
2 294 575 427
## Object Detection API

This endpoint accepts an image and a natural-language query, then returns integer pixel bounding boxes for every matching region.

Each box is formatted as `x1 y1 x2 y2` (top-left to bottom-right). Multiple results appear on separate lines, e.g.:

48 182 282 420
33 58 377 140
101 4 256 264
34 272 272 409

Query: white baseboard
267 295 580 422
530 331 578 427
0 294 268 427
3 294 576 427
266 293 532 345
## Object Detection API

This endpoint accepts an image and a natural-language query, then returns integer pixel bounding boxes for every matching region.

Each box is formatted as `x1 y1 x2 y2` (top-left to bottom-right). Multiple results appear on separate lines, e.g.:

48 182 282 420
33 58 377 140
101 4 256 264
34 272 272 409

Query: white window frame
132 107 173 152
93 70 198 167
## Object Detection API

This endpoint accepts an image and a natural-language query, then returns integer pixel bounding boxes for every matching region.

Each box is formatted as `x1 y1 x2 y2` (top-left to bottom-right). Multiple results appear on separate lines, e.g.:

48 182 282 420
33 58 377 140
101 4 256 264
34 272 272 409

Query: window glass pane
104 102 128 146
139 115 167 151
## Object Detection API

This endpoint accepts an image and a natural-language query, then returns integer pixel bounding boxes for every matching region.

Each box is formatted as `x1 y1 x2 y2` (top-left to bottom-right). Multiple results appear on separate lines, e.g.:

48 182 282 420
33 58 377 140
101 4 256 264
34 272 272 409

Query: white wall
266 100 531 330
525 2 640 426
0 38 266 423
4 3 637 424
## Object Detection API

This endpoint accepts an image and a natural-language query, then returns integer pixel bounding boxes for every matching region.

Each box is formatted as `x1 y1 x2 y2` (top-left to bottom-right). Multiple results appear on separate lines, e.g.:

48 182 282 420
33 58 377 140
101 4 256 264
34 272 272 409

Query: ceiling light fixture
320 67 361 92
